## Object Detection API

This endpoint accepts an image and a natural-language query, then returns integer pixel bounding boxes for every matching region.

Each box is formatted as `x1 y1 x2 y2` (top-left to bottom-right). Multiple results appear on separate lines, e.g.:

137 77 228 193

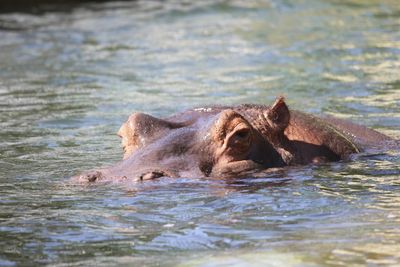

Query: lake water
0 0 399 266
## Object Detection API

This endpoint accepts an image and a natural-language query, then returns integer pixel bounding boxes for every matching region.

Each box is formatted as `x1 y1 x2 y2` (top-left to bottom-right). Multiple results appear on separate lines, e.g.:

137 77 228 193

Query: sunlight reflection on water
0 0 399 266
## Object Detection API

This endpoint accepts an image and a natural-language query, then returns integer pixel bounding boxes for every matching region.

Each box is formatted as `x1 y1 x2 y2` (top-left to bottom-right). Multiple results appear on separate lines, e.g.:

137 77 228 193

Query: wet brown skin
72 97 393 183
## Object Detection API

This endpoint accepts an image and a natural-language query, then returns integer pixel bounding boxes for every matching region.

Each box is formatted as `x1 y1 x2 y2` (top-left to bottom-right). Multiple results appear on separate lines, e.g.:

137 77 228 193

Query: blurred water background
0 0 399 266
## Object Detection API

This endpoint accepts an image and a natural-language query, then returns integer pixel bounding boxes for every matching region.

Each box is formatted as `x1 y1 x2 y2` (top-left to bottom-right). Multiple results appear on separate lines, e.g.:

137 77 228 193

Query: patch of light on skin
344 131 357 139
139 135 146 146
194 107 214 112
128 121 135 132
203 132 211 141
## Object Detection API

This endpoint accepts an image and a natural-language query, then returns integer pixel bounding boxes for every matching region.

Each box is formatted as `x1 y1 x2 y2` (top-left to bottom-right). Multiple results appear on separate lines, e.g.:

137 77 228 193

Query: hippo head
73 97 292 182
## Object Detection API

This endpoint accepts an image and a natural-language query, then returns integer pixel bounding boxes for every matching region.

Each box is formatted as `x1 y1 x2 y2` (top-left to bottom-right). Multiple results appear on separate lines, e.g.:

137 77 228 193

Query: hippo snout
139 170 170 180
71 169 174 183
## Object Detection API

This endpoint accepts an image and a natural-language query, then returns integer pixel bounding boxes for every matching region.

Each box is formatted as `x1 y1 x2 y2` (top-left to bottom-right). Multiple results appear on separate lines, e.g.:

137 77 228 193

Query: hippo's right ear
266 96 290 132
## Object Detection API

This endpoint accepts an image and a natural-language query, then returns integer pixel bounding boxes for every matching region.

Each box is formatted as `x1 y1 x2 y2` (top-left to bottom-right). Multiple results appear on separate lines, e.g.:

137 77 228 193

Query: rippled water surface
1 0 400 266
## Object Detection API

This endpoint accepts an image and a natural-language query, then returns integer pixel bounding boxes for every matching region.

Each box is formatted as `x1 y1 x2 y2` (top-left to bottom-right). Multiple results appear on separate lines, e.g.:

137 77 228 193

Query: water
0 0 399 266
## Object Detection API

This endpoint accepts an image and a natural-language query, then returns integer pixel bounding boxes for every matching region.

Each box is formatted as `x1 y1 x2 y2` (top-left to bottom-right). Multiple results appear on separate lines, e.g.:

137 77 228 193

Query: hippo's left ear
266 96 290 132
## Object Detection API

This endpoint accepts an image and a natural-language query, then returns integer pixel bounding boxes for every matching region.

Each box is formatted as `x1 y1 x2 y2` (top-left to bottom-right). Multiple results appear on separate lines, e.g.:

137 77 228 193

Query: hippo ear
266 96 290 132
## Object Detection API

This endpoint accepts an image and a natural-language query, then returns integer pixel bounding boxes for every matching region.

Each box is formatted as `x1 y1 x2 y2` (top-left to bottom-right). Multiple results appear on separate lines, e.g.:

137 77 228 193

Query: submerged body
73 97 393 182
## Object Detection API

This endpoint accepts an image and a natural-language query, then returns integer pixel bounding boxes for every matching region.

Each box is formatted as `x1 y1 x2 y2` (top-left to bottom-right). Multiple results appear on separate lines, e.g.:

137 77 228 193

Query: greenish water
0 0 399 266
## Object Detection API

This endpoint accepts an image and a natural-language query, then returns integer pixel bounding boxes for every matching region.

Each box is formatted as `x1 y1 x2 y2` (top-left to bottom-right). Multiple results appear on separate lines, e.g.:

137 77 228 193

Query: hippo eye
234 129 250 139
213 109 253 157
228 127 252 151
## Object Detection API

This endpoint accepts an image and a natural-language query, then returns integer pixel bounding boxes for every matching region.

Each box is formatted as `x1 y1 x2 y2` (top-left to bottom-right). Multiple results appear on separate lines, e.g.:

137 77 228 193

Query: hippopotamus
73 97 393 182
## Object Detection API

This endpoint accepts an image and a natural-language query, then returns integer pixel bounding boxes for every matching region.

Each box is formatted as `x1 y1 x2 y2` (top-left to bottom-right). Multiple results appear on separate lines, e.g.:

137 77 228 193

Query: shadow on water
0 0 136 14
0 0 140 31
